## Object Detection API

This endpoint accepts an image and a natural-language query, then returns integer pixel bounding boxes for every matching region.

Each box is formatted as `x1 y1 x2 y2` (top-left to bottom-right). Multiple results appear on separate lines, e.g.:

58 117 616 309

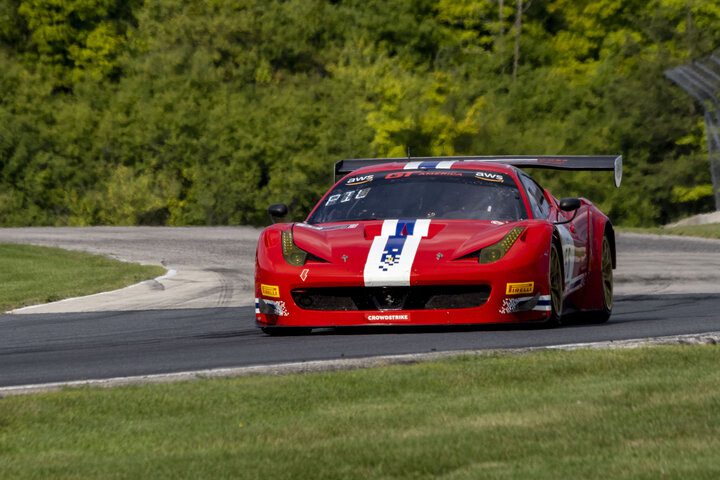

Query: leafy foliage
0 0 719 226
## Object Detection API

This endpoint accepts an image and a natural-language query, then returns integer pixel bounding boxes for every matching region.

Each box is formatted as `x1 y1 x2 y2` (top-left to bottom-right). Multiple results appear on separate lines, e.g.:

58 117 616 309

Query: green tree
15 0 139 84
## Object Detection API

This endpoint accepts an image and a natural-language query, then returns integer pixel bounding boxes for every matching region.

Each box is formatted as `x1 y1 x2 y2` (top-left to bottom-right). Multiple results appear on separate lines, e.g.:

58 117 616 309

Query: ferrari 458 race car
255 155 622 334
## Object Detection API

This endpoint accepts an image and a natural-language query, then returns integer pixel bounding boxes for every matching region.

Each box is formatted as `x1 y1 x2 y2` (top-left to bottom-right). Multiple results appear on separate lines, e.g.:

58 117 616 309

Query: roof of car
335 155 622 187
346 160 519 176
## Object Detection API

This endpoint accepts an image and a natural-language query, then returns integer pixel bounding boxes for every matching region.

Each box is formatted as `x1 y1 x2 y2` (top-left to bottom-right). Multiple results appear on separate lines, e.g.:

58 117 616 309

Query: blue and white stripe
500 294 552 314
533 294 552 311
364 219 431 287
255 298 289 316
403 160 456 170
566 275 584 293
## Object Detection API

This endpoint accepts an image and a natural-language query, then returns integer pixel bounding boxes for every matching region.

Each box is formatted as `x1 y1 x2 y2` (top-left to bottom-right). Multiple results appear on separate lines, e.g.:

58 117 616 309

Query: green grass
1 346 719 479
621 223 720 240
0 243 166 311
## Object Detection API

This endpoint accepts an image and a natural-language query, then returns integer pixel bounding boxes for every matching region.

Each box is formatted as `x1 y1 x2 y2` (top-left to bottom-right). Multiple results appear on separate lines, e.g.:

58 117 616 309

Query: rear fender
574 209 614 311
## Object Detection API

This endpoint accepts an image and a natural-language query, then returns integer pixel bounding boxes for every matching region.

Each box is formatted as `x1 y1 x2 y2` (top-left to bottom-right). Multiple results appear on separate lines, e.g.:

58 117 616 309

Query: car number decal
363 219 431 287
555 224 576 286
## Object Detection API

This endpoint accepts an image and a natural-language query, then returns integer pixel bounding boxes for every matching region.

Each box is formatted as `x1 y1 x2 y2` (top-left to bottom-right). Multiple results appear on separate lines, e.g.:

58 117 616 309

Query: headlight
281 230 308 266
479 227 525 264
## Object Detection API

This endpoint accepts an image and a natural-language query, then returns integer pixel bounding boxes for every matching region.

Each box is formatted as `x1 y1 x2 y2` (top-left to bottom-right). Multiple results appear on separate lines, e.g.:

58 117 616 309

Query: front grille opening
291 285 490 311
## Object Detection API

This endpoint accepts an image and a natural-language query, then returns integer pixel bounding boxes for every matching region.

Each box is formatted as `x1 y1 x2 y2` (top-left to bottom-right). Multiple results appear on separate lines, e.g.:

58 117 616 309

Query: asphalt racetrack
1 228 719 388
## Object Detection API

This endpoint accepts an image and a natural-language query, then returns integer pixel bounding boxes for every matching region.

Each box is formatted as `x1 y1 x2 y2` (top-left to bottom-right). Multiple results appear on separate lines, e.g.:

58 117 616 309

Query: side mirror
558 197 581 212
268 203 289 223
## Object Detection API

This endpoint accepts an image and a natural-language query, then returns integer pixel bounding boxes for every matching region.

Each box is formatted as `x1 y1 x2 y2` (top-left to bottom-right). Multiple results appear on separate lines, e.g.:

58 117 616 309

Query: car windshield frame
307 169 528 224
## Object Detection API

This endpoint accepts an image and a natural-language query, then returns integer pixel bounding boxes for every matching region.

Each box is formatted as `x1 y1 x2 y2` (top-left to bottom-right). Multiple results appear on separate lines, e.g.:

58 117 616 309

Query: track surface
1 229 720 387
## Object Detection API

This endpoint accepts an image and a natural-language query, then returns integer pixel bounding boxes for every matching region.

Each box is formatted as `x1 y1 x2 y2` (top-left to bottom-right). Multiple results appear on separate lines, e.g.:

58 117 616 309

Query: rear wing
334 155 623 187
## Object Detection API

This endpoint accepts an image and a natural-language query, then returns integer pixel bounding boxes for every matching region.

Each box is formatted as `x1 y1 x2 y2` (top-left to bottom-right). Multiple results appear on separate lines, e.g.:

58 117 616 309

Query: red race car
255 155 622 334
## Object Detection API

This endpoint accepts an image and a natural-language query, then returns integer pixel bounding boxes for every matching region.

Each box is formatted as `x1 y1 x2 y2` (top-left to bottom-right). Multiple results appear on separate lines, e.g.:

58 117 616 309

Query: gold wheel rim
601 236 613 311
550 245 563 314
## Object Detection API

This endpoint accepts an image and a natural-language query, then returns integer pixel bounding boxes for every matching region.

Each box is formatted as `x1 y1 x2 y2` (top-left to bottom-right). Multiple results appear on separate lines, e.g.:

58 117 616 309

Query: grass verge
0 243 166 312
1 345 719 479
621 223 720 240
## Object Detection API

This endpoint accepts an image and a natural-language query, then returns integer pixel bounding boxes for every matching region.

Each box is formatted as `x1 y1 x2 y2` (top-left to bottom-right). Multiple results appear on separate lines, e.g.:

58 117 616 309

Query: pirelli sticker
506 282 534 295
261 284 280 298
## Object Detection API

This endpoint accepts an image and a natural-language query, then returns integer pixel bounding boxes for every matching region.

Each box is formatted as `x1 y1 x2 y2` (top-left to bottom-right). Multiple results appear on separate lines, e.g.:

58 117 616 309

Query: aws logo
346 174 374 185
475 172 504 183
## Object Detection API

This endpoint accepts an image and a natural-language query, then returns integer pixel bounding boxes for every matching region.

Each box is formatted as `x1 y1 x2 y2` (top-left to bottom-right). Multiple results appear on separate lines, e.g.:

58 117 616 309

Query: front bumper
255 254 552 329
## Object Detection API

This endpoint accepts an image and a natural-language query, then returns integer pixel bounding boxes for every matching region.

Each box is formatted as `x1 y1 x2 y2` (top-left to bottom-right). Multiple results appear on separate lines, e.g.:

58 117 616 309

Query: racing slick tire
586 234 613 324
546 241 564 327
261 327 312 336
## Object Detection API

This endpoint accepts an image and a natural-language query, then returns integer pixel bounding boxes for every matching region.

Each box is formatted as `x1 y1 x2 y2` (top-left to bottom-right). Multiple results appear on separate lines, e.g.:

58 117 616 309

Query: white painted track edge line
2 330 718 397
7 268 176 314
618 231 720 244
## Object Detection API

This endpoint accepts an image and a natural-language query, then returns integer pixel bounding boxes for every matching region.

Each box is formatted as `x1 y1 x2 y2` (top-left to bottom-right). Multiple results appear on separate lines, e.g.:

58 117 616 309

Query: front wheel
586 235 613 323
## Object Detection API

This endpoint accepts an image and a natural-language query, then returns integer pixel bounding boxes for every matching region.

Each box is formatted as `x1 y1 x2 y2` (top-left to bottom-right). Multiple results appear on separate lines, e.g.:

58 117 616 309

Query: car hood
292 219 525 265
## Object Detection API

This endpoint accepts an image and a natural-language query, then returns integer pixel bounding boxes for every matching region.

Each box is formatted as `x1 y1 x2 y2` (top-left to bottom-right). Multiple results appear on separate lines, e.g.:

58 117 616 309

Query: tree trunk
513 0 522 80
499 0 504 36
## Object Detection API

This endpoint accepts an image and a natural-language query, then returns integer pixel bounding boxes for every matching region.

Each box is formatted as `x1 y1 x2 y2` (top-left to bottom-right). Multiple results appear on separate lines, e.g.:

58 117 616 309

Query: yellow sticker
261 284 280 298
506 282 534 295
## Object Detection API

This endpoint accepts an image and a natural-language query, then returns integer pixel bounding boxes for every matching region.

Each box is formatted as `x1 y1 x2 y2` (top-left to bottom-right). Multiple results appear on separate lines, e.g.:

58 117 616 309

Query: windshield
308 170 528 224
